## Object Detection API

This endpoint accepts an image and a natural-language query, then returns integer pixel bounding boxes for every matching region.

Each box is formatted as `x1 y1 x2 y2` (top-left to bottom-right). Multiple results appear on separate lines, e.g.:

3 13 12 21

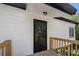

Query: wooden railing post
6 40 11 56
0 40 11 56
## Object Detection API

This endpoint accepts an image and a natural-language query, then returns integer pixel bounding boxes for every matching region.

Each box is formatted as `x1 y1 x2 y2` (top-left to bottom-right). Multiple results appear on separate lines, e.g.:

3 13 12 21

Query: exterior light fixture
43 12 47 15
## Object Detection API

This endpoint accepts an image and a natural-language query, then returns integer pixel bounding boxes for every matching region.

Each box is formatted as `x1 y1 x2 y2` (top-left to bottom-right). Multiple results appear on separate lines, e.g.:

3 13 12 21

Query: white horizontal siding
0 4 33 56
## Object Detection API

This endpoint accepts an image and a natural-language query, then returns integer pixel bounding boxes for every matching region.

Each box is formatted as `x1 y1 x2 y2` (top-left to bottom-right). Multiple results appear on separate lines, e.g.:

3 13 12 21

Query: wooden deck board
29 50 60 56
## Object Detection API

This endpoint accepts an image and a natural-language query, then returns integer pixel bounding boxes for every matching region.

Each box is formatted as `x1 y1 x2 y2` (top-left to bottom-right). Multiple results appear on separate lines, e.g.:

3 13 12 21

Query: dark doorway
34 19 47 53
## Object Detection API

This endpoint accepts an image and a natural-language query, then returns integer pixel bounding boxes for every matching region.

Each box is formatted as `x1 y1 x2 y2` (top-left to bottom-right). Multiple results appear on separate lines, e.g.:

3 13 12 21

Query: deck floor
29 50 61 56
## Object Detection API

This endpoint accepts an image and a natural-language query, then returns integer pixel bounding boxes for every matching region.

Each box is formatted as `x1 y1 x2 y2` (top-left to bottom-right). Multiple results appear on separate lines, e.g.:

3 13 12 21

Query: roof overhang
3 3 77 15
3 3 26 10
54 17 79 25
45 3 77 15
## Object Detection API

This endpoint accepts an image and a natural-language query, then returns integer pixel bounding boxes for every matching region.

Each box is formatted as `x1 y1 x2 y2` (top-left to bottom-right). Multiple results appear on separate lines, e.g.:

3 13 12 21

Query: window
69 27 74 38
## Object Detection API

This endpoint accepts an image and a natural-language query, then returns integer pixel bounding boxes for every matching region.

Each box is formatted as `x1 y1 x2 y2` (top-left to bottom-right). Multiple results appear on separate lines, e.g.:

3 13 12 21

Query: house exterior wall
0 3 76 56
0 4 33 56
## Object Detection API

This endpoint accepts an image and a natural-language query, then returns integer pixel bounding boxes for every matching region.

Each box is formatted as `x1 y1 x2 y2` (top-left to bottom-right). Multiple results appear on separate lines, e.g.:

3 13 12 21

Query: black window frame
69 27 74 38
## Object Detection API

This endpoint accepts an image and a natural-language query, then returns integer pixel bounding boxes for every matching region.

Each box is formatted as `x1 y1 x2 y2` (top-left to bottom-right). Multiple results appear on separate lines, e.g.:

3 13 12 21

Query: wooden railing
49 37 79 56
0 40 11 56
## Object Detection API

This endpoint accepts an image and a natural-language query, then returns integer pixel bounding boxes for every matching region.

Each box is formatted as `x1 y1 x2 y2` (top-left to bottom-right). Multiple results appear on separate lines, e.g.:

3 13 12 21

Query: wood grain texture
49 37 79 56
0 40 11 56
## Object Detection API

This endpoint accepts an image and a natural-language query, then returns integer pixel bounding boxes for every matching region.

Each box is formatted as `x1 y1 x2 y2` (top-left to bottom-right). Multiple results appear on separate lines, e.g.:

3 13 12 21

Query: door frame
33 19 47 53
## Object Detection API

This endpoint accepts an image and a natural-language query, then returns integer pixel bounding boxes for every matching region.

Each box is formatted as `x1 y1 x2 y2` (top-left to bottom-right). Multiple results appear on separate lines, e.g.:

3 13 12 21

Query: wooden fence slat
2 47 4 56
75 44 77 56
57 40 59 48
59 41 62 53
64 41 66 56
61 41 63 54
54 39 56 49
68 43 70 56
49 38 51 49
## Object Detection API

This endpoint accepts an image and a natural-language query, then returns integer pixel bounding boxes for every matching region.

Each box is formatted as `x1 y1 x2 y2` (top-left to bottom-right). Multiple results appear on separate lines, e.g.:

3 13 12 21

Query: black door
34 19 47 53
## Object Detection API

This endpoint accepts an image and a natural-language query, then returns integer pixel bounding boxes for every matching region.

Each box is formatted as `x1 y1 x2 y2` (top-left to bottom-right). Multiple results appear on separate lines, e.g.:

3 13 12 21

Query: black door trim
33 19 47 53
